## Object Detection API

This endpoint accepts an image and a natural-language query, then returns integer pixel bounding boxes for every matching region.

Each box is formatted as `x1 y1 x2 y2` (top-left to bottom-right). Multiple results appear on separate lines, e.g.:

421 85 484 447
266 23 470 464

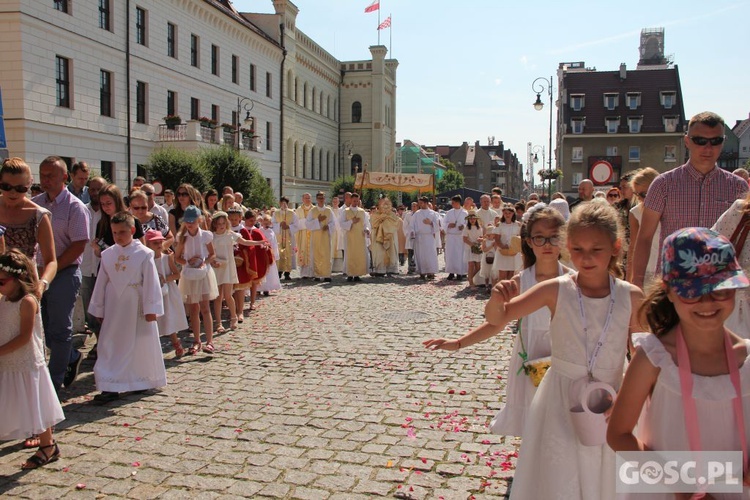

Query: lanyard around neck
676 325 748 496
575 275 616 380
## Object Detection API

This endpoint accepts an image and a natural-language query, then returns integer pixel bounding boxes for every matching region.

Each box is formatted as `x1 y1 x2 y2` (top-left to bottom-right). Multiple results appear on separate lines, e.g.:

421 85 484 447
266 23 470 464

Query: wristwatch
41 279 49 292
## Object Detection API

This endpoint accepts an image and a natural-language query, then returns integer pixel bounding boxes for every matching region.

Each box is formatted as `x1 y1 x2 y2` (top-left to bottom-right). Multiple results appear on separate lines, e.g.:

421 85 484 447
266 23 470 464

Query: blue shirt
66 183 90 204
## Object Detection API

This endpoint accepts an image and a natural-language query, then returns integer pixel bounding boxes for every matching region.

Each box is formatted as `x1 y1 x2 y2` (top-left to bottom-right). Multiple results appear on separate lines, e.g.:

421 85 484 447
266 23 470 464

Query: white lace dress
712 199 750 338
490 264 563 437
155 254 188 336
626 333 750 499
492 222 521 272
0 297 64 440
510 274 631 500
212 231 240 286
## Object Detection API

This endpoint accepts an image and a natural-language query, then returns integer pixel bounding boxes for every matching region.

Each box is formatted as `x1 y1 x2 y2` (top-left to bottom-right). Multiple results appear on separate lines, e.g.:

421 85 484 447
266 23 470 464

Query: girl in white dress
258 215 281 295
427 203 644 499
462 211 484 287
490 204 570 437
609 227 750 499
492 203 522 282
145 230 188 358
175 205 219 355
0 249 64 469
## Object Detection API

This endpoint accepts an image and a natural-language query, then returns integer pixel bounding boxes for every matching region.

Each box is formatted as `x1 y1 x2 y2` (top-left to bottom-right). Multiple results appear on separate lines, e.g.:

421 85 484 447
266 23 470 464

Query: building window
571 118 585 134
629 146 641 162
249 64 256 91
98 0 111 31
167 90 176 117
303 83 308 108
605 117 620 134
663 115 679 133
55 55 71 108
54 0 69 13
665 145 677 162
570 94 585 111
572 147 583 163
135 7 147 46
266 122 272 151
136 164 148 179
190 34 199 68
628 116 643 133
352 101 362 123
136 81 147 124
232 55 239 84
101 161 114 182
266 72 272 98
626 92 640 110
660 91 676 109
606 146 619 156
603 93 618 110
211 104 219 124
190 97 199 120
100 69 112 117
167 23 177 58
211 44 219 76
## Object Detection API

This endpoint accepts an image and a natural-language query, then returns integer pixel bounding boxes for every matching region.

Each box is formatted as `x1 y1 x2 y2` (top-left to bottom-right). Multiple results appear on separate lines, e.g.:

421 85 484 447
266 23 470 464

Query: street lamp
532 76 554 200
341 140 354 177
236 97 255 150
531 145 545 199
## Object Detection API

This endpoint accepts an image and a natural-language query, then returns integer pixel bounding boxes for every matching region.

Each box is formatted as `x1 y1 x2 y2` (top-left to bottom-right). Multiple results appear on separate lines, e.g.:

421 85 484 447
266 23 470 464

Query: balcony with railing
157 121 261 153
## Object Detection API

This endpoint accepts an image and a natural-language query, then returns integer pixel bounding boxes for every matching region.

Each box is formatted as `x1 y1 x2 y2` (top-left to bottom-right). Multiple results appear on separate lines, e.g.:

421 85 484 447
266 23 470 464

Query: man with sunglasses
141 183 168 224
631 112 748 290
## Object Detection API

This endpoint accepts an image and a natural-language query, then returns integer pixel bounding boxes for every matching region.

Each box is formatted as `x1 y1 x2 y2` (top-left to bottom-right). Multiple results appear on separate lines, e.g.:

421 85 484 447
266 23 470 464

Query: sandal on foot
22 442 60 470
186 343 201 355
203 342 215 354
172 341 184 358
229 317 238 330
23 435 40 449
237 316 244 323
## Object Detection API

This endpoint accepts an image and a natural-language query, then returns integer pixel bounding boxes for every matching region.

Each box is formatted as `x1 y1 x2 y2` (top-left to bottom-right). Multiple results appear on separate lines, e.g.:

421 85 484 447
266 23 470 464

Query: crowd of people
1 110 749 498
425 111 750 498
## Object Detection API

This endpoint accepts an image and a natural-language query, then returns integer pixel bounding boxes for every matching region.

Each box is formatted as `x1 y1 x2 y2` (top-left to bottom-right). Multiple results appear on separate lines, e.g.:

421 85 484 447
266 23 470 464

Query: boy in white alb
89 212 166 403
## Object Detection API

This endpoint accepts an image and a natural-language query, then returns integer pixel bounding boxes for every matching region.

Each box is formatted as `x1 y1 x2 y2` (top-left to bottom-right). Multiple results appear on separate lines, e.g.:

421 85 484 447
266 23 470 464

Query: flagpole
389 12 392 56
377 2 381 45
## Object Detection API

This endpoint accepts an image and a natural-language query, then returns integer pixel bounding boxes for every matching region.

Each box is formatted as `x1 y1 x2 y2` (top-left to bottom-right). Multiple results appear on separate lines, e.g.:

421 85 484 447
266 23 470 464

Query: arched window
286 70 294 99
293 141 299 177
352 101 362 123
311 146 316 180
326 95 330 118
303 83 308 108
302 145 307 179
319 90 324 114
294 78 299 103
350 154 362 176
319 149 323 180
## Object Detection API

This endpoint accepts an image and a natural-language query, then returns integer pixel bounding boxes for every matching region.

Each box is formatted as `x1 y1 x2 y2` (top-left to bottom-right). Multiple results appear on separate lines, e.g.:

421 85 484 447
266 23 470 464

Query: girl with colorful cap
609 227 750 498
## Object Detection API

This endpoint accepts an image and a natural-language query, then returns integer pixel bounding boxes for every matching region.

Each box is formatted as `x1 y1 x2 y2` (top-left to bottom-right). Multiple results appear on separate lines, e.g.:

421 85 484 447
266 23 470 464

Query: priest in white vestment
340 193 369 281
89 213 166 399
330 196 344 273
305 192 335 281
443 195 468 279
295 193 315 278
410 197 440 279
273 196 299 280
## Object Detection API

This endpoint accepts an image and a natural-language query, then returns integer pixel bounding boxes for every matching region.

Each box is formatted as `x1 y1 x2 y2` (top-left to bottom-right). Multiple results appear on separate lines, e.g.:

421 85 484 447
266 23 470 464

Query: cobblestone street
0 262 520 499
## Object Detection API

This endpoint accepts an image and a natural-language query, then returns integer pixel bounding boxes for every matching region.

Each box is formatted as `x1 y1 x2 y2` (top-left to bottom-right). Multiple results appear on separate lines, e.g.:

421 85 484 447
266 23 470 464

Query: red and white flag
364 0 379 13
377 16 391 30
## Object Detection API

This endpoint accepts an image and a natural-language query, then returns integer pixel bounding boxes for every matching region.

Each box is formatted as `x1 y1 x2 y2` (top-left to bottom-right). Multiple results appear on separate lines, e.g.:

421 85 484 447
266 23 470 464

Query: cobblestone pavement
1 259 521 499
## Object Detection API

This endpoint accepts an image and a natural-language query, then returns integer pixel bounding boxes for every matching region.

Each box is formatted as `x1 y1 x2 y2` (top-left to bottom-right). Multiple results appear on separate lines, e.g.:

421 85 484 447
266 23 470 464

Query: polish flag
364 0 379 13
377 16 391 30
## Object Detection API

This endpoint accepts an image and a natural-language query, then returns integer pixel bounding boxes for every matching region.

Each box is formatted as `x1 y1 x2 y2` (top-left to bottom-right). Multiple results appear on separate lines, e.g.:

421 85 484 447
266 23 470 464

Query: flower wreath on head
521 202 547 224
0 263 25 276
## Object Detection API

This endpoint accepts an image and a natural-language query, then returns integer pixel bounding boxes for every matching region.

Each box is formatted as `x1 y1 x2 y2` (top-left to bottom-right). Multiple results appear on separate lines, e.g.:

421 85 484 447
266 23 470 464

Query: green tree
198 146 274 208
147 147 210 193
436 166 465 193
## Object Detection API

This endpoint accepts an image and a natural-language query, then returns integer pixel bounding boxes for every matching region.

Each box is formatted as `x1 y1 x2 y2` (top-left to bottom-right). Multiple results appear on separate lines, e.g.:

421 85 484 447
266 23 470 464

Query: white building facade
0 0 397 203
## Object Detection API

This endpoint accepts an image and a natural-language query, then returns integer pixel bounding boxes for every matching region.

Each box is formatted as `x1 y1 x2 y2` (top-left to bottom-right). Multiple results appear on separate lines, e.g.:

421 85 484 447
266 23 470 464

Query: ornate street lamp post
532 76 554 200
236 97 255 150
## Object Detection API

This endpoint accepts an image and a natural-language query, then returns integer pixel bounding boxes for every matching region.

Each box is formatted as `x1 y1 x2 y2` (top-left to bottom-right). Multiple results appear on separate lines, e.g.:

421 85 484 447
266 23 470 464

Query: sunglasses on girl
0 183 30 193
529 236 560 247
177 191 189 197
688 136 725 147
607 193 620 199
675 289 734 304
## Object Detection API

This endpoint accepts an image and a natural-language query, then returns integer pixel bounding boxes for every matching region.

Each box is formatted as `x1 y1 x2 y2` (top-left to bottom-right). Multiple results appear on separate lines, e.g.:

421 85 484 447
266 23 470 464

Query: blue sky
233 0 750 177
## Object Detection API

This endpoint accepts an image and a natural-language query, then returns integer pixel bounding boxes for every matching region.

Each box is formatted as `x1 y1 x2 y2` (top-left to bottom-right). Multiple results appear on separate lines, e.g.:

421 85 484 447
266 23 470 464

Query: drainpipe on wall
279 22 286 198
125 0 132 185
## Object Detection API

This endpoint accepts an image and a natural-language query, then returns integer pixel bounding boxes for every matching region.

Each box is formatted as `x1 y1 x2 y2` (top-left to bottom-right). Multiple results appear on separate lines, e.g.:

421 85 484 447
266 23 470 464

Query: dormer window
626 92 641 110
660 91 676 109
663 115 679 133
603 93 618 111
628 116 643 133
570 94 585 112
605 117 620 134
571 117 585 134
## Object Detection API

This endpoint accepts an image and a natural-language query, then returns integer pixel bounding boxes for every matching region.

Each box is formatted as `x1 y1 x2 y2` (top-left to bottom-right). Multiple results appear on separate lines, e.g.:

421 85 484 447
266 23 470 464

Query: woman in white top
626 167 660 287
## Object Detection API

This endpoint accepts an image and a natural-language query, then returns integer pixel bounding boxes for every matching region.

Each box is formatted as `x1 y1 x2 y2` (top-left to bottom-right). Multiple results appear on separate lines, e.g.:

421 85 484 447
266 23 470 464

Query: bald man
569 179 594 211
